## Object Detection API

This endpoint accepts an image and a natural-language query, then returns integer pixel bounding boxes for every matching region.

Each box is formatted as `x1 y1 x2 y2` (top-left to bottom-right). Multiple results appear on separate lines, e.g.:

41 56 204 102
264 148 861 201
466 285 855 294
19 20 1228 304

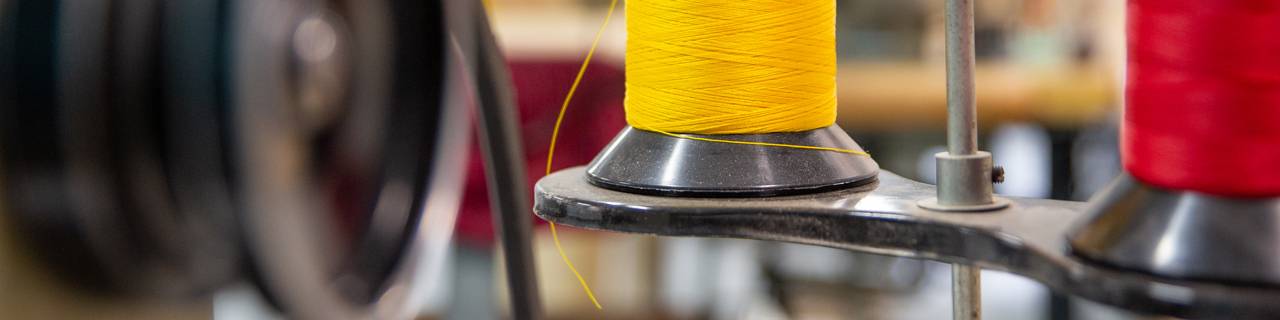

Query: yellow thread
545 0 617 310
547 221 601 309
650 129 870 156
625 0 839 134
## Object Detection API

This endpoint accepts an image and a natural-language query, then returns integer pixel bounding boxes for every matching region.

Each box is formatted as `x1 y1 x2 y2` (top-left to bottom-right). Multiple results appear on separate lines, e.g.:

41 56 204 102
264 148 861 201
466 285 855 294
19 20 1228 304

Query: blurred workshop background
427 0 1131 319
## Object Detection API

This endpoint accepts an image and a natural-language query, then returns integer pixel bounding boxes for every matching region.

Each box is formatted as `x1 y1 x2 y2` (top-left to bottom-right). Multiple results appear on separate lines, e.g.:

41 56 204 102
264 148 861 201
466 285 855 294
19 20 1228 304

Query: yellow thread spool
625 0 838 134
546 0 868 311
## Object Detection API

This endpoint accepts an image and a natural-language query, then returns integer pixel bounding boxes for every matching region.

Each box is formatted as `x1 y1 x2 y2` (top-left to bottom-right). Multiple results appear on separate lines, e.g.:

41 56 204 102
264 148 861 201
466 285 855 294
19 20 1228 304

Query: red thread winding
1124 0 1280 197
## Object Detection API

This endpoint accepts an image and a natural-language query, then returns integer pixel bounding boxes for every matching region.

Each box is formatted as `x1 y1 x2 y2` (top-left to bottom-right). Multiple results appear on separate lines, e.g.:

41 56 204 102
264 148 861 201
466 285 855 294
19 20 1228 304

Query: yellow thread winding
625 0 839 134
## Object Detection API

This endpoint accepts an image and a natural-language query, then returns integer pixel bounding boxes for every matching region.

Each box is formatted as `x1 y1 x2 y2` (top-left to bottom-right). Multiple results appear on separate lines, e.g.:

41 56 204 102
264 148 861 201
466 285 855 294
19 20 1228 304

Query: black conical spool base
585 125 880 197
1071 174 1280 286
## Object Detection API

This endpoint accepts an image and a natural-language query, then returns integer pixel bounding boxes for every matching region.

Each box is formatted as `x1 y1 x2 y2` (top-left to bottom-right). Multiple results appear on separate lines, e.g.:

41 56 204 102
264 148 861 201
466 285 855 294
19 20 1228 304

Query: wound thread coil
1124 0 1280 197
624 0 838 134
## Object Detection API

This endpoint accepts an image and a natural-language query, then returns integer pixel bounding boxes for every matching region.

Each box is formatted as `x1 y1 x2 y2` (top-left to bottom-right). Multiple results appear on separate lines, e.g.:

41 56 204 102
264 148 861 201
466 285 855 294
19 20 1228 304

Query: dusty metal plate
535 166 1280 319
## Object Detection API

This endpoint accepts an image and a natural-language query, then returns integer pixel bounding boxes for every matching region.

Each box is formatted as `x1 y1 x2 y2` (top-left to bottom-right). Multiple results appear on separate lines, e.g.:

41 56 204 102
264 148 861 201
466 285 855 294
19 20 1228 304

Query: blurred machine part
0 0 508 318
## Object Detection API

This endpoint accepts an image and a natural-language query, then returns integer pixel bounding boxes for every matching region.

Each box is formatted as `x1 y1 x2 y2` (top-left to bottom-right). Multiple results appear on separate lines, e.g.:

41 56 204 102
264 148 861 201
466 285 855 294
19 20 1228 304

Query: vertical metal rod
945 2 982 319
953 264 982 320
945 0 977 156
927 0 1001 211
449 0 543 318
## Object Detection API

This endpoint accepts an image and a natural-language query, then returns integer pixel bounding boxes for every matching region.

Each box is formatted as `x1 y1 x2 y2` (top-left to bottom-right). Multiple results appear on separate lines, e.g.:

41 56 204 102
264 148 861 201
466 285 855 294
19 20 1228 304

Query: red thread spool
1125 0 1280 197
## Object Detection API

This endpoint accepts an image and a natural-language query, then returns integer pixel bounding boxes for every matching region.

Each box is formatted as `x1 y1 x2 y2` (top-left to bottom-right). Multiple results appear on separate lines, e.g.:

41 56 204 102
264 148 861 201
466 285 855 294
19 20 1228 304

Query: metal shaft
945 0 977 156
924 0 1001 210
945 2 983 319
953 265 982 320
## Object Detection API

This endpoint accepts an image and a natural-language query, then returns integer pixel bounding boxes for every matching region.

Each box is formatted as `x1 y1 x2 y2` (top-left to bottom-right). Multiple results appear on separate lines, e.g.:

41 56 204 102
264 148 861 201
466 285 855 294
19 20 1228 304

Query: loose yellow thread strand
546 222 600 309
650 129 870 156
545 0 617 310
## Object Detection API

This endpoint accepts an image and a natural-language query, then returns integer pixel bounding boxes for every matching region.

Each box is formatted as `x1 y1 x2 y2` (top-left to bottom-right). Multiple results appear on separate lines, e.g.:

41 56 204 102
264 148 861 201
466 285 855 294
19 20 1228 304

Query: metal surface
952 265 980 320
447 0 543 318
920 151 1007 212
944 0 977 156
291 12 351 131
585 125 880 197
535 167 1280 318
1070 175 1280 286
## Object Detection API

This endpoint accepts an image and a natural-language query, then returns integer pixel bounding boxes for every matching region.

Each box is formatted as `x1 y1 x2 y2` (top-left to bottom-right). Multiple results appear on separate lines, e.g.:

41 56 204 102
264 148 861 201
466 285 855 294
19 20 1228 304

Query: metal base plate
585 125 879 197
917 196 1010 212
1070 175 1280 287
535 167 1280 319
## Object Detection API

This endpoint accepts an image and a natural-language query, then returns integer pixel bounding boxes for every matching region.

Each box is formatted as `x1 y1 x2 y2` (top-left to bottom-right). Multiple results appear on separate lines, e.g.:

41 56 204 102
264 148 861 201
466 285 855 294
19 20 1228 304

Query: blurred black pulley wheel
0 0 462 318
0 0 241 296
